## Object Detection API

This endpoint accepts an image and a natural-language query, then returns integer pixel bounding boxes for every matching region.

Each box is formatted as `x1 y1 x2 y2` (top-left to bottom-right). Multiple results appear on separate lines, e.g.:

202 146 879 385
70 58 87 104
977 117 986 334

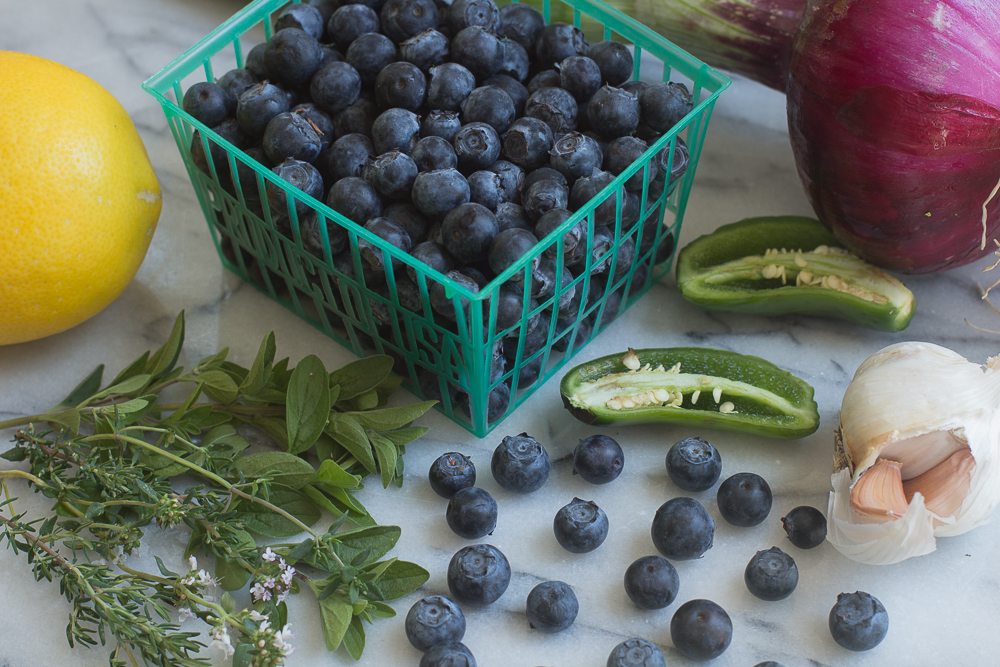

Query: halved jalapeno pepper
561 347 819 438
675 216 916 332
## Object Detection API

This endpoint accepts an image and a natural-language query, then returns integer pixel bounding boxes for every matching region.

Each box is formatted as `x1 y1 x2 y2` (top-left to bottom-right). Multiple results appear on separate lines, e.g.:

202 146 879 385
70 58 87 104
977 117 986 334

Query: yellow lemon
0 51 162 345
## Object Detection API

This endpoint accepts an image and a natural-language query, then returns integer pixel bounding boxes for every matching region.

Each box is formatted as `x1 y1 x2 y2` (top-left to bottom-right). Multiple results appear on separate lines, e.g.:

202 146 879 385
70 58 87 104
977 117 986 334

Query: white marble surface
3 1 1000 666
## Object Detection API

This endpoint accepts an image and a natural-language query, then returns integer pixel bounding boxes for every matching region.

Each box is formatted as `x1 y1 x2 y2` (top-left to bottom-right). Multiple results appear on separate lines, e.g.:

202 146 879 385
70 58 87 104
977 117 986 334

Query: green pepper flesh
675 216 916 332
560 347 819 439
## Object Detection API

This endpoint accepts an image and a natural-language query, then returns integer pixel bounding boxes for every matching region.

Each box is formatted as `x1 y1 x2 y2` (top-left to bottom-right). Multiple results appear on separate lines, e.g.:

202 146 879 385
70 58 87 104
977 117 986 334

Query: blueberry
497 2 545 54
358 216 412 276
317 132 374 182
506 311 549 361
380 0 439 44
405 595 466 652
526 68 562 94
665 436 722 492
653 136 690 191
650 497 714 560
585 226 615 275
333 247 384 287
606 638 667 667
467 170 503 210
372 108 421 154
488 228 538 285
782 505 828 549
462 86 515 134
588 40 634 87
182 82 230 127
429 451 476 498
427 62 477 111
401 28 451 71
524 86 578 135
753 663 786 667
522 166 567 192
318 44 345 69
462 380 511 424
745 546 798 602
717 472 772 527
588 85 640 140
550 131 603 184
523 179 568 223
262 111 323 164
440 202 499 263
604 135 656 192
216 68 259 113
483 74 529 116
573 435 624 484
495 202 531 233
345 32 398 86
263 28 324 87
368 150 419 201
333 99 379 139
420 641 477 667
421 110 463 143
266 158 324 217
829 591 888 651
190 118 249 182
621 80 649 97
559 55 601 102
328 4 381 51
640 81 693 133
412 168 470 219
237 82 291 138
275 2 326 39
491 432 549 493
495 282 538 333
291 103 335 149
553 497 608 553
451 26 505 80
502 116 553 171
535 208 585 267
301 210 349 258
374 61 427 111
244 42 269 79
447 0 499 34
326 176 383 225
429 269 480 321
487 160 523 202
670 599 732 661
526 581 578 633
446 486 498 539
552 316 591 353
409 136 456 174
611 235 637 283
452 123 501 175
623 555 679 610
409 242 454 282
229 145 271 206
447 543 511 605
499 37 530 83
535 22 589 69
384 202 429 243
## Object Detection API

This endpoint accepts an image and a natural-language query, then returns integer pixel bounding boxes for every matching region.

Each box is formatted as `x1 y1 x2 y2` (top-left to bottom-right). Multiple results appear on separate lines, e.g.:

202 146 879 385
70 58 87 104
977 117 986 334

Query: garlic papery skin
828 342 1000 565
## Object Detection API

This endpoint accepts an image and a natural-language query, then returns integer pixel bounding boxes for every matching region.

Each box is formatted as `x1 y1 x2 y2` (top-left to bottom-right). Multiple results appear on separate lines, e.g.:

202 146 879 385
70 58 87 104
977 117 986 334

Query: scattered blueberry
665 436 722 492
405 595 466 652
419 641 477 667
745 547 798 601
429 452 476 498
553 497 608 553
623 555 679 610
781 505 828 549
829 591 888 652
717 472 772 527
447 543 511 605
525 581 578 633
446 486 498 539
573 435 624 484
670 599 732 661
606 638 667 667
650 497 714 560
491 432 550 493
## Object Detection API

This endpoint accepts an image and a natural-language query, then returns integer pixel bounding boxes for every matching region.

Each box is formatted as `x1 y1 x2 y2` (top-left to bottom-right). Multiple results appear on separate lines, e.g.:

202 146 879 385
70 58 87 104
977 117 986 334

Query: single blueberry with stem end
428 452 476 498
606 638 667 667
404 595 466 652
717 472 773 527
744 547 798 601
491 432 550 493
670 599 733 661
573 435 624 484
782 505 828 549
650 497 714 560
446 486 498 539
420 641 477 667
665 436 722 492
553 497 609 553
623 555 679 610
447 543 511 606
525 581 578 633
829 591 888 651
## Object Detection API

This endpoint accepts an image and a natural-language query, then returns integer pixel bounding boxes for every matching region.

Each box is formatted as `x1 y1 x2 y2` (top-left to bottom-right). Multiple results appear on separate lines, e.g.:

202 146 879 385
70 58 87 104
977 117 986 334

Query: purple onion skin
788 0 1000 272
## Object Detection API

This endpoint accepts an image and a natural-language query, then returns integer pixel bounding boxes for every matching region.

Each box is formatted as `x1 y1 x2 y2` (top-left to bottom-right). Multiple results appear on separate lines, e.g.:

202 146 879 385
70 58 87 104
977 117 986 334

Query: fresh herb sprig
0 312 433 665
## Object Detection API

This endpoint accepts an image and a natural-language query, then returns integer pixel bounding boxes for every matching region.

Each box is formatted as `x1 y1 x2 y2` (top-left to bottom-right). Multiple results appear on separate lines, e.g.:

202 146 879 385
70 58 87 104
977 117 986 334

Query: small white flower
248 610 268 622
280 567 295 586
277 590 290 604
250 582 271 602
264 577 276 589
188 555 198 571
209 626 235 658
196 569 217 587
262 548 277 562
177 607 196 621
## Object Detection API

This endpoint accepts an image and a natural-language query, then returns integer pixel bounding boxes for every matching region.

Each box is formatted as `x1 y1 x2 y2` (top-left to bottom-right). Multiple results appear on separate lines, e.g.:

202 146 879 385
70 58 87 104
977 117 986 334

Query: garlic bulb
828 341 1000 564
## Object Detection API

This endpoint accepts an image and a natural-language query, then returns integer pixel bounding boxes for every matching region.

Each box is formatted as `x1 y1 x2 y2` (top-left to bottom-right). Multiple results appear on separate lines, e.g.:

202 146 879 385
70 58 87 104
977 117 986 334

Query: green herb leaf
236 485 321 538
59 365 104 406
368 432 398 489
366 601 397 618
90 374 152 401
216 553 252 591
201 424 250 460
329 355 394 400
154 556 179 578
248 416 290 450
349 401 436 431
197 369 240 404
333 525 400 564
327 487 375 526
374 373 405 404
375 560 429 600
97 398 151 417
232 452 316 490
44 407 81 434
375 426 429 447
110 351 150 386
325 414 376 475
240 331 276 396
286 355 331 455
84 503 104 520
221 592 236 615
312 585 353 651
343 389 380 412
344 616 366 660
312 460 362 490
146 312 185 380
232 642 252 667
287 538 316 561
301 485 346 524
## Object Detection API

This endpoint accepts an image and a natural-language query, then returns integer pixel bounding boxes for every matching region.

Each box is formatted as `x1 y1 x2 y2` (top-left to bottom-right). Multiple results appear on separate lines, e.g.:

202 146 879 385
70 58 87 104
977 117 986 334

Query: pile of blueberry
182 0 691 425
420 432 885 665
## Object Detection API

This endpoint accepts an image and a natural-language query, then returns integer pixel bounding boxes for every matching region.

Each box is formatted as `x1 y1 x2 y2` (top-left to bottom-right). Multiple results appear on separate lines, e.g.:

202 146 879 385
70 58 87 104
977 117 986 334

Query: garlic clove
902 447 974 521
849 459 908 521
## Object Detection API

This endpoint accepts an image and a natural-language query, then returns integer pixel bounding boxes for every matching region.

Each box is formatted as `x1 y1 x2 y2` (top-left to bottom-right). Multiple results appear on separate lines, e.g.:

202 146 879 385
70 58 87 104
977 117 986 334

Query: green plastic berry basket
143 0 730 437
